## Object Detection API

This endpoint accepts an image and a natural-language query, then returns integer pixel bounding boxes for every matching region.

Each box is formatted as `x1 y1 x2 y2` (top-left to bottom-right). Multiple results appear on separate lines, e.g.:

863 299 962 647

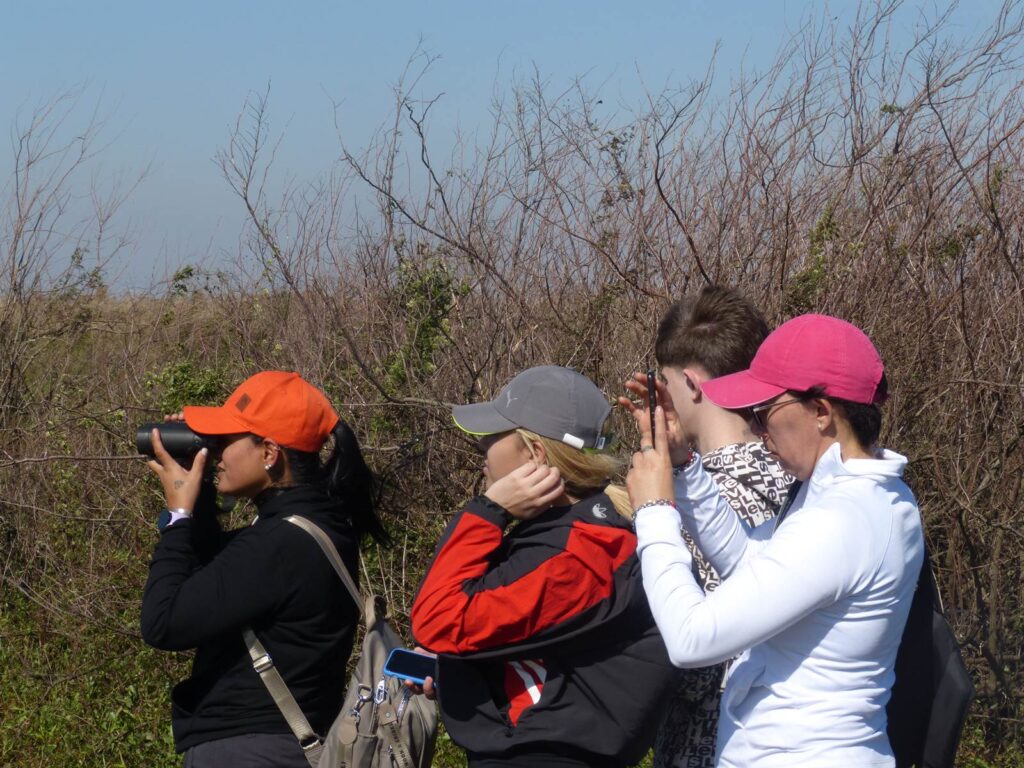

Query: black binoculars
136 422 211 459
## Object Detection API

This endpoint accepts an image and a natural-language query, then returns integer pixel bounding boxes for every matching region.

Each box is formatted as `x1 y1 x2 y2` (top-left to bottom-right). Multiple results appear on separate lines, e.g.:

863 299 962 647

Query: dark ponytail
283 420 391 546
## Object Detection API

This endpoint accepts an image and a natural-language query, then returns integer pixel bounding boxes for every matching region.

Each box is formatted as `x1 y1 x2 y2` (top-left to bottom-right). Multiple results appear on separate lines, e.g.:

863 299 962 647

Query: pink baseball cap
701 314 886 409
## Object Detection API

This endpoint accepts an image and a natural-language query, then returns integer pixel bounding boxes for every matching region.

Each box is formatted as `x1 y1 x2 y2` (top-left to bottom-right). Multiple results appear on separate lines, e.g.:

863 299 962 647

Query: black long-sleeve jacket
140 486 359 752
411 493 674 765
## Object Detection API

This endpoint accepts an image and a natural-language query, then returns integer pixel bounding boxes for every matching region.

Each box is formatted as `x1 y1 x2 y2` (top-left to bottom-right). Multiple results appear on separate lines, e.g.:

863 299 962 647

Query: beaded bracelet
671 450 698 476
633 498 677 515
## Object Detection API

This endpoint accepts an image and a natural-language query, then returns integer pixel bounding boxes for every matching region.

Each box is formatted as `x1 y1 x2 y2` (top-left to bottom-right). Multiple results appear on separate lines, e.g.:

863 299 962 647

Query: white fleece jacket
636 443 923 768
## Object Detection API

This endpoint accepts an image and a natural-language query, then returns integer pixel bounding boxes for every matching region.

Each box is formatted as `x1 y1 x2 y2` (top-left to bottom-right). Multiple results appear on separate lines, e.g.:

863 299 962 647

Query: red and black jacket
411 493 673 765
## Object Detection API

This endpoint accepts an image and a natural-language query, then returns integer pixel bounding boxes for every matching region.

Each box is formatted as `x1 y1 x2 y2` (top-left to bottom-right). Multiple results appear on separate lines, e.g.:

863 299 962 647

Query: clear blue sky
0 1 1004 289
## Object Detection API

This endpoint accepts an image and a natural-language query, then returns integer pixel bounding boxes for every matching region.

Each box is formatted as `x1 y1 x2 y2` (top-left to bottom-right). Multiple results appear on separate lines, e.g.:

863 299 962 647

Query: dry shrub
2 2 1023 765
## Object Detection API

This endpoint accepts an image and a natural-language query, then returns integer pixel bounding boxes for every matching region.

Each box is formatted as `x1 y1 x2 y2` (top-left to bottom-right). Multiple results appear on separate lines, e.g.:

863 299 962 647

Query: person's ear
814 399 834 433
531 440 548 465
682 368 704 402
262 439 282 471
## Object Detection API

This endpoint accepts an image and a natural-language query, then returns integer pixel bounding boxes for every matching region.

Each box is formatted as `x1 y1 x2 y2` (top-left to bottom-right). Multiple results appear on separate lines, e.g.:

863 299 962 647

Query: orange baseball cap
183 371 339 452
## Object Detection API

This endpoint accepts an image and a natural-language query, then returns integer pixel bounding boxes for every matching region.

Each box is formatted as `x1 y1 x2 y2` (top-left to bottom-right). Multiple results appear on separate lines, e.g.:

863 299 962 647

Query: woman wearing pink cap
140 371 389 767
626 315 924 768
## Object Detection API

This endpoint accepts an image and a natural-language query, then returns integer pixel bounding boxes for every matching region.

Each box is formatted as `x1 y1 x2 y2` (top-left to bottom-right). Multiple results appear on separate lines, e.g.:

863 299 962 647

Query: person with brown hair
628 315 924 768
619 285 792 768
411 365 673 768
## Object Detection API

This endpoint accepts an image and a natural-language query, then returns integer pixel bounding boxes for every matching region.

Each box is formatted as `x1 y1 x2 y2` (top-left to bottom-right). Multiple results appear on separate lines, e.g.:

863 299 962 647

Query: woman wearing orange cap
140 371 388 767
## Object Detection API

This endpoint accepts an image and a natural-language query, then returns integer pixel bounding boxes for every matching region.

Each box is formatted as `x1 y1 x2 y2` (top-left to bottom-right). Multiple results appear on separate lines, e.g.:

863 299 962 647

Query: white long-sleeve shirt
636 442 924 768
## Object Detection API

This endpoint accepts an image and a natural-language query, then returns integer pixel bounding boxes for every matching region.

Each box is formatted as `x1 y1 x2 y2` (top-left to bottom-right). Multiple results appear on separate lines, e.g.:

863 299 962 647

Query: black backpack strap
889 541 975 768
772 479 803 528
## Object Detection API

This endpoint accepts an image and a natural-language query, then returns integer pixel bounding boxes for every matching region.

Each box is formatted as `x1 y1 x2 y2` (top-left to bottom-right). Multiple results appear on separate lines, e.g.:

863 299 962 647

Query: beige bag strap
242 627 324 767
241 515 367 768
285 515 364 617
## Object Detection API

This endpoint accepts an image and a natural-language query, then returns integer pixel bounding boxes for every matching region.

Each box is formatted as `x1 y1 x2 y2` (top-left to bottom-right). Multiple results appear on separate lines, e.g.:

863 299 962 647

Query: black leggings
182 732 307 768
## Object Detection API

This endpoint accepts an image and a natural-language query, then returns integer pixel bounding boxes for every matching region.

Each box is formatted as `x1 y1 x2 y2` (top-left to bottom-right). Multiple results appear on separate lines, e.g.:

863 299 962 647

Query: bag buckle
357 684 374 704
299 736 323 753
253 652 274 674
348 683 374 724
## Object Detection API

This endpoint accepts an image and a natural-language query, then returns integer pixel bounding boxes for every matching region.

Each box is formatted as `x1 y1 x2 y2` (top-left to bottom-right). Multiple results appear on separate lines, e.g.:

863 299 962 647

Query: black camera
136 422 211 459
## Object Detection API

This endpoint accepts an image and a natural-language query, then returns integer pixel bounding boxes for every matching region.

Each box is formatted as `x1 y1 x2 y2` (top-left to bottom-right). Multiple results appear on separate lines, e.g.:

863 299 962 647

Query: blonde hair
515 429 634 520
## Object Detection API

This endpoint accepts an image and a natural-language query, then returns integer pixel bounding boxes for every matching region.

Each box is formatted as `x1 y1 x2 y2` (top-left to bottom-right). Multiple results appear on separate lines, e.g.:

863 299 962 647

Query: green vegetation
145 360 231 414
1 592 183 767
783 200 838 315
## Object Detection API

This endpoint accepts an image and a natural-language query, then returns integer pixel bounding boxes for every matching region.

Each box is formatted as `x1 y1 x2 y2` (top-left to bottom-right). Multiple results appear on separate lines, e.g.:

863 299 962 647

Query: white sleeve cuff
636 504 688 556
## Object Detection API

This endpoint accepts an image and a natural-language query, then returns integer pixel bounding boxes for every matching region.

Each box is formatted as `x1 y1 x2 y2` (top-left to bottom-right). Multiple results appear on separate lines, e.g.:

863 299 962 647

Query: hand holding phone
646 370 658 445
383 647 437 686
618 372 691 466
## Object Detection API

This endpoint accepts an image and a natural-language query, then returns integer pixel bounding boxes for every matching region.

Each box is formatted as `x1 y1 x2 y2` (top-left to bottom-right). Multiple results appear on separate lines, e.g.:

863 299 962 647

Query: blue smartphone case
382 648 434 685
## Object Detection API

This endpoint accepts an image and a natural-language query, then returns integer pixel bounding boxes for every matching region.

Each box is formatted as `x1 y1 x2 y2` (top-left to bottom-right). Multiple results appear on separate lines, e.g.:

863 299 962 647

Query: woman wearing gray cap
410 365 673 768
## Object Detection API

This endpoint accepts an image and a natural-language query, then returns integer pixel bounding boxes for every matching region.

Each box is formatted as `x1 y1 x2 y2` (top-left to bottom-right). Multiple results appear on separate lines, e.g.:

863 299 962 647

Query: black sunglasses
750 398 804 431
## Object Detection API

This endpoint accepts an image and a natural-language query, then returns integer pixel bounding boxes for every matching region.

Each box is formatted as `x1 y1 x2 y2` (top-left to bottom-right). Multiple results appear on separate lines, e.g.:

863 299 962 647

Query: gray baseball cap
452 365 612 450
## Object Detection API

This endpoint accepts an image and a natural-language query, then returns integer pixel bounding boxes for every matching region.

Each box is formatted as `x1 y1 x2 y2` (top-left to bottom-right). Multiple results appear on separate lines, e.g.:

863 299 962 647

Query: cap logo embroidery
236 393 252 412
591 503 608 519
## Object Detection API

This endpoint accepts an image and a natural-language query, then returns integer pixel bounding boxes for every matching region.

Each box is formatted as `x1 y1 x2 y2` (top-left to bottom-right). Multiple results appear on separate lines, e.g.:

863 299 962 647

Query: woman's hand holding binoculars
146 425 209 514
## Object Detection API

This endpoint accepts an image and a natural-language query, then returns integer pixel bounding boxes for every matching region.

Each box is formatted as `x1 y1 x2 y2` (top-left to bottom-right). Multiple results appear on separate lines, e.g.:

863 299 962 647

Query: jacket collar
521 491 628 530
253 484 329 520
776 443 908 529
806 442 908 499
